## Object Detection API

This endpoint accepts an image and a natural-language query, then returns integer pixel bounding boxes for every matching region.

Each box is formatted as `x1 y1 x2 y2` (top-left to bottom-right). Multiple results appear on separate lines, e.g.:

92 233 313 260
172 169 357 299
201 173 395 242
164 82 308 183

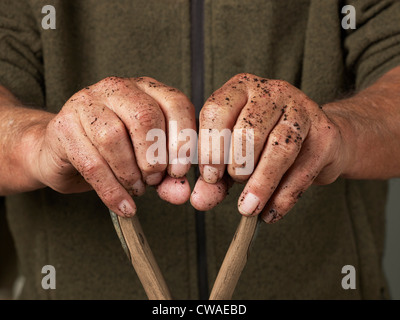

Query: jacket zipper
190 0 209 300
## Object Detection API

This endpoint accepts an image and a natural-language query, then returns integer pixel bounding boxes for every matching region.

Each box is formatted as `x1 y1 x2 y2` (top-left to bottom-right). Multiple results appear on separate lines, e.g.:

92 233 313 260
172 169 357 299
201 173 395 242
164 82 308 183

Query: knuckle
175 92 192 106
73 88 93 101
272 139 297 157
234 73 249 81
120 169 142 186
315 173 337 186
279 79 291 87
52 112 75 135
96 121 126 147
134 76 166 89
100 185 122 206
141 161 167 174
268 79 293 97
252 131 265 146
52 113 66 131
275 197 295 214
296 172 313 187
249 176 267 193
133 105 163 128
64 87 96 110
98 76 125 87
271 79 290 88
166 93 193 111
65 91 93 110
168 88 186 100
274 189 304 213
97 76 131 95
270 128 301 156
200 104 219 122
135 76 156 83
79 158 102 179
233 73 257 82
227 165 251 183
200 104 230 126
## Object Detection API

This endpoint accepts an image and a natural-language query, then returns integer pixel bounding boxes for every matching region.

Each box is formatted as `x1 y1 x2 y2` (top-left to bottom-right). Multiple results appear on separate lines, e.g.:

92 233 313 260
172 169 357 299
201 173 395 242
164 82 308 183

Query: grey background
384 178 400 300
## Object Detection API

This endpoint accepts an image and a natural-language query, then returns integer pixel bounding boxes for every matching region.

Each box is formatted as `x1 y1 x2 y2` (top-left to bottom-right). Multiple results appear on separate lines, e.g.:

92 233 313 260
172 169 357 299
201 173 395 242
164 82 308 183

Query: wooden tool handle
113 212 259 300
209 215 259 300
117 215 172 300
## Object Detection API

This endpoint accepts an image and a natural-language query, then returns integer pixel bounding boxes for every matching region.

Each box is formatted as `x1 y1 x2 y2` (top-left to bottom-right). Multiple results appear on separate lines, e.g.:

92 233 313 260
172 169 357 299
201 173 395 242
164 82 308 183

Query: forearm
323 66 400 180
0 86 54 195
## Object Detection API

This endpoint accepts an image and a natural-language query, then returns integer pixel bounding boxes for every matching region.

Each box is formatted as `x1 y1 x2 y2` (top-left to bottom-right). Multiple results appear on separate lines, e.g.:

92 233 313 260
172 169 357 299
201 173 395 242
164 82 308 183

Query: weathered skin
2 67 400 223
191 69 400 223
192 73 346 223
0 77 196 217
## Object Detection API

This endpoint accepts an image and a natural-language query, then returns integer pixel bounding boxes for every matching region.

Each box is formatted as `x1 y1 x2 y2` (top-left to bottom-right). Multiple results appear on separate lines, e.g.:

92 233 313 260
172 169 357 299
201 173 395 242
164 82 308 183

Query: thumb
156 175 191 205
190 174 233 211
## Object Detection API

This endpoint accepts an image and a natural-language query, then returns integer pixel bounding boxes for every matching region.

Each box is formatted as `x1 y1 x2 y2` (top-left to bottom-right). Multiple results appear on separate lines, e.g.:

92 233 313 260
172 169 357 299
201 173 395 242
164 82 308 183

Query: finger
156 175 191 205
98 77 167 186
134 77 197 179
190 175 233 211
260 129 329 223
79 102 145 196
260 150 318 224
260 107 342 223
237 104 311 216
198 76 248 183
60 118 137 217
227 83 286 182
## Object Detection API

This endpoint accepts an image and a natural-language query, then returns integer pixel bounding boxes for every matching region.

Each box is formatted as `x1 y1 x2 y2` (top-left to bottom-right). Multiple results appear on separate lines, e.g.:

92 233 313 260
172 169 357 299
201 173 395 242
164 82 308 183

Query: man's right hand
29 77 196 217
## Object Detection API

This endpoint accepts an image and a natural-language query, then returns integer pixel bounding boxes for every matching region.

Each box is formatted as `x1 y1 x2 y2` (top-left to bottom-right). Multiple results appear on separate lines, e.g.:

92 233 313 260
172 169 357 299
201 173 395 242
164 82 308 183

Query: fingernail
145 172 163 185
118 200 136 217
169 161 190 178
262 208 281 224
131 179 146 196
238 192 260 216
203 165 220 183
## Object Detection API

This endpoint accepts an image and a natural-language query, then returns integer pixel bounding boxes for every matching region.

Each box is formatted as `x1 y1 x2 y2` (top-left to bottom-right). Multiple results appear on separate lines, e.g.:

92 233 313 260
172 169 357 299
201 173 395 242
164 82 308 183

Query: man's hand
3 67 399 220
0 77 196 217
191 73 349 223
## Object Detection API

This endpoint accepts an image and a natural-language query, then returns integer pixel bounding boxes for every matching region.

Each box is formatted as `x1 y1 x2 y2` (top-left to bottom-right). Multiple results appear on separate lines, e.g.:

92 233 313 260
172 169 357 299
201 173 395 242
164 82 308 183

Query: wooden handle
117 215 172 300
209 216 260 300
113 212 259 300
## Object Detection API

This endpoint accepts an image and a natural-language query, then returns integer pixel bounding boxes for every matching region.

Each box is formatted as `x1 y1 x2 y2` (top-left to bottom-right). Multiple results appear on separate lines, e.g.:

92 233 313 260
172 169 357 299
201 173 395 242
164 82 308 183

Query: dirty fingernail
238 192 260 216
145 172 163 185
169 161 190 178
262 208 282 224
203 165 220 184
118 200 136 217
131 179 146 196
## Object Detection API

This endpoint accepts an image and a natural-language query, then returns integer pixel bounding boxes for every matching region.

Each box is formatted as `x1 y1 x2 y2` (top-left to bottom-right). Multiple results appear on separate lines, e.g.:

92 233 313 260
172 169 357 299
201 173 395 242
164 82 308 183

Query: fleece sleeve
0 0 44 107
344 0 400 90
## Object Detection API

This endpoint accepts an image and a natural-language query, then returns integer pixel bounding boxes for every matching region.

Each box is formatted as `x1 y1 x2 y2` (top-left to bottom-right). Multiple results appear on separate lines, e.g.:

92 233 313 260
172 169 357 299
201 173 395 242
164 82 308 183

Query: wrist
322 102 357 178
18 122 50 191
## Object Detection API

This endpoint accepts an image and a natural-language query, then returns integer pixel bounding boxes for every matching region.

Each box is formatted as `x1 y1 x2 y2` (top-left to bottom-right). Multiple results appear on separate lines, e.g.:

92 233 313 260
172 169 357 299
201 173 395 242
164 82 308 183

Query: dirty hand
32 77 195 217
191 73 348 223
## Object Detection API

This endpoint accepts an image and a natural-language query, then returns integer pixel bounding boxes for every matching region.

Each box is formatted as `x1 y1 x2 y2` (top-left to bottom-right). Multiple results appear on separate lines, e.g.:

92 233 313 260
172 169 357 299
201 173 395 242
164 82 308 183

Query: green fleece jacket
1 0 400 299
